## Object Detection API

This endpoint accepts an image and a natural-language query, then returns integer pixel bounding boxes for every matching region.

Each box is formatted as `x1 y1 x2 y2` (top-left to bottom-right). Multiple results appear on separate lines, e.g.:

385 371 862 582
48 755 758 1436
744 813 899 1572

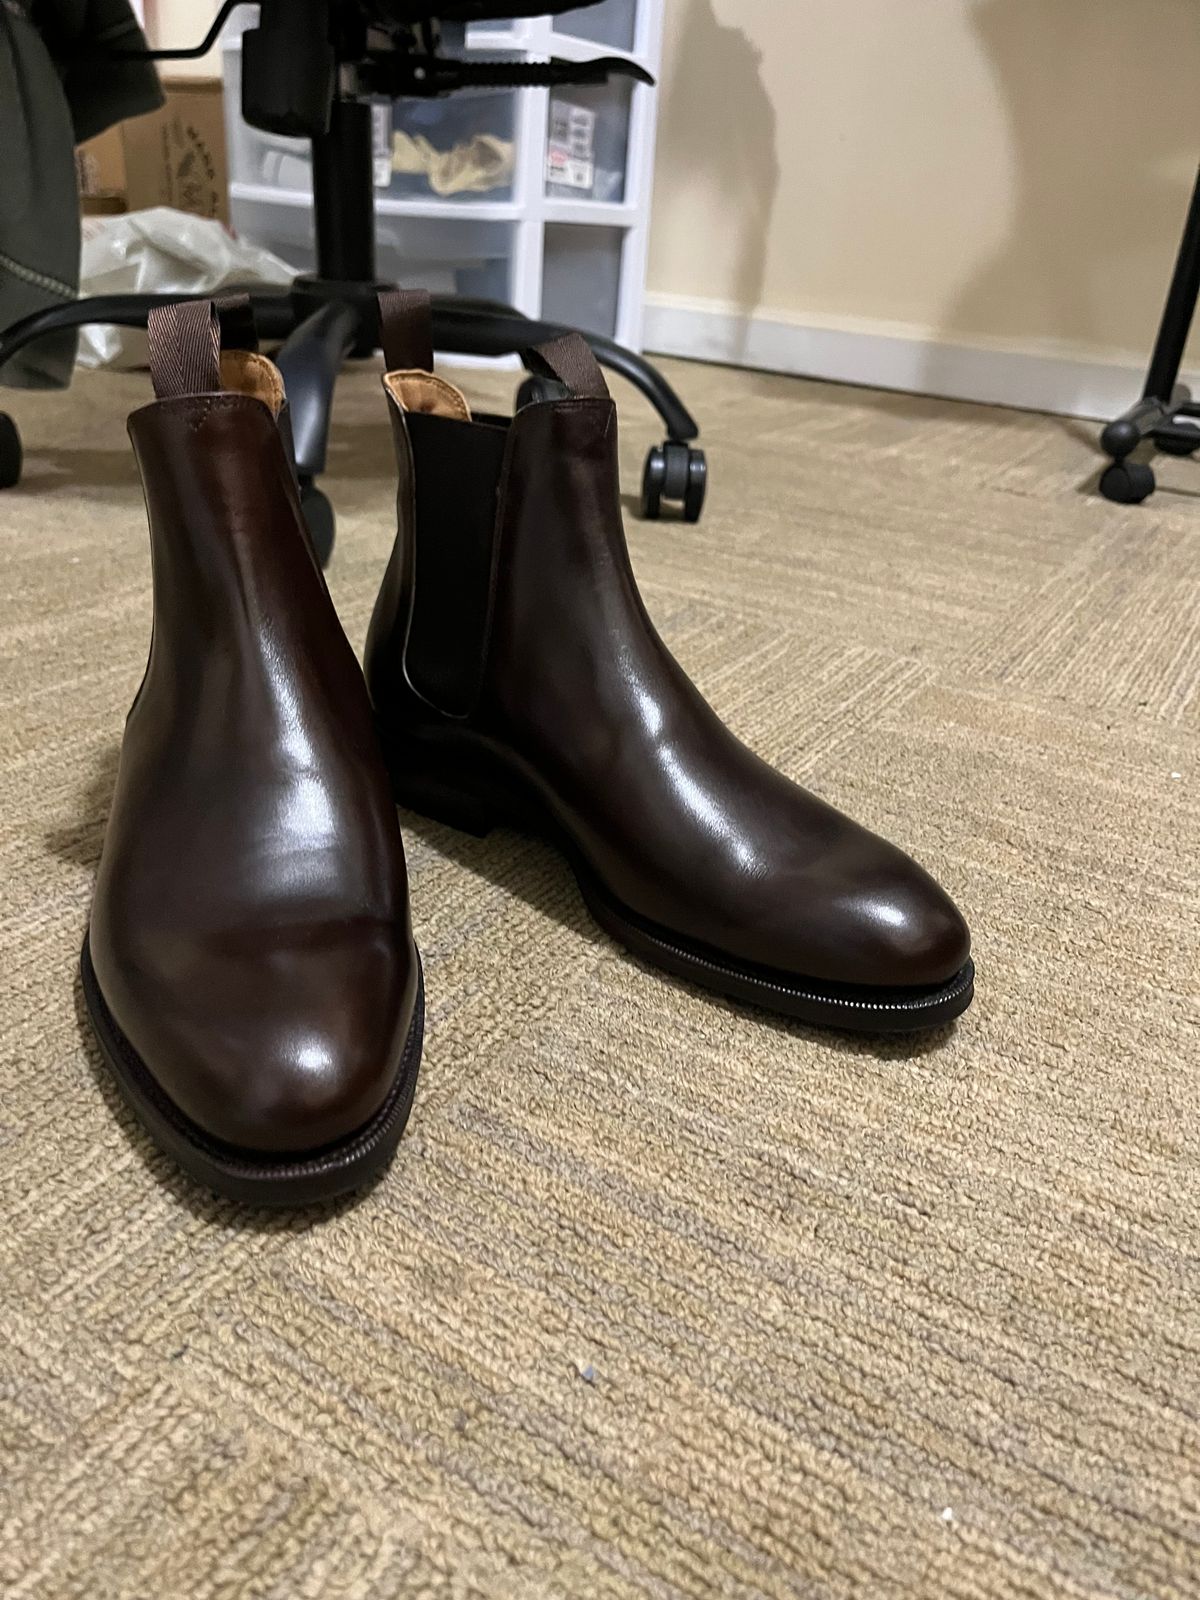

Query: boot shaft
369 391 509 720
126 307 373 757
129 392 314 647
98 294 409 925
365 328 653 734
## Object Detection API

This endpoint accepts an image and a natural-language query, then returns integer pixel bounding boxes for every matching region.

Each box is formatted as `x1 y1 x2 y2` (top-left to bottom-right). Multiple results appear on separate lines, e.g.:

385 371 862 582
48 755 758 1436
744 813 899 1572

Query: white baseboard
642 293 1184 422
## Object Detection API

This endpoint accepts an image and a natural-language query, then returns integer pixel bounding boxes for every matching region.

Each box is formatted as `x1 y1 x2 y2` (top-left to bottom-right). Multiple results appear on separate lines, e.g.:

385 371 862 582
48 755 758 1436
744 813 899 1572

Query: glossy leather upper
91 392 418 1151
370 375 970 992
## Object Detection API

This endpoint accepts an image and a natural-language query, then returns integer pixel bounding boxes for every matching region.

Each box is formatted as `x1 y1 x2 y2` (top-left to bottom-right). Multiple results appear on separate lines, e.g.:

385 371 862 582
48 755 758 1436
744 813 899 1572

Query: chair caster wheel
515 374 569 411
1154 432 1199 457
642 441 707 523
299 481 335 567
1099 461 1155 505
0 413 22 489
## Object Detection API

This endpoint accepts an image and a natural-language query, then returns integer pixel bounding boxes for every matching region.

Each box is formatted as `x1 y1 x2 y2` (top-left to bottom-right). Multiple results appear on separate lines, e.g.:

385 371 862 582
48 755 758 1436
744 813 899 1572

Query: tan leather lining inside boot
384 369 471 422
220 350 286 417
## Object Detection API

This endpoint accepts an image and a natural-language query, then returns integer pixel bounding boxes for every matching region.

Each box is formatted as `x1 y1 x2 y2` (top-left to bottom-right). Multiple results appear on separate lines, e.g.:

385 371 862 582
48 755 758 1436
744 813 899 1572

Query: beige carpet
1 354 1197 1600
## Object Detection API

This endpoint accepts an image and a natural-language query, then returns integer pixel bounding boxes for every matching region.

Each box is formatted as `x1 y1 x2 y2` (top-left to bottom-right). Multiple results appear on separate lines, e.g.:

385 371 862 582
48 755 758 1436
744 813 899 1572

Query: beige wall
648 0 1200 365
145 0 224 77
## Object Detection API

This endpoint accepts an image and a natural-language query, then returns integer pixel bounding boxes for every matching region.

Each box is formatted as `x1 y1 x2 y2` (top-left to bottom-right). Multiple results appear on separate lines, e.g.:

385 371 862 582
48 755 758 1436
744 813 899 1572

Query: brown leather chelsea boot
83 299 423 1203
367 291 972 1033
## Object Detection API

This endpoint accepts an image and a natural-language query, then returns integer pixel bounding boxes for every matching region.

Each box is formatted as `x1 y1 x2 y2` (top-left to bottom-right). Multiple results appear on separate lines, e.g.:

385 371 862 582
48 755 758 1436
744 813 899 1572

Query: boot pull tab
146 295 259 401
526 333 610 401
379 287 434 374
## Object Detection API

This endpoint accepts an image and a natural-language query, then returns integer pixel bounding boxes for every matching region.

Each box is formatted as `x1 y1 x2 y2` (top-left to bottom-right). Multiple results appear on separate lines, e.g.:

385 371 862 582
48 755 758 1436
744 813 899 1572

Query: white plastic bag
77 208 297 369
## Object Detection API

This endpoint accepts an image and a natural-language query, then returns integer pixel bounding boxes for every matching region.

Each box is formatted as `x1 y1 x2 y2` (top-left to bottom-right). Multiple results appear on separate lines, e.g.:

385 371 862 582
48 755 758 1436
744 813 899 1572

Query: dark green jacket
1 0 162 387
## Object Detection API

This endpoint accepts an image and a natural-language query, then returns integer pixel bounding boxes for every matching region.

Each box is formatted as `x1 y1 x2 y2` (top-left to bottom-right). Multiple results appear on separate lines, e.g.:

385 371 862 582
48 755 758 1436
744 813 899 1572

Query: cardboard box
76 77 229 224
124 77 229 223
76 126 127 215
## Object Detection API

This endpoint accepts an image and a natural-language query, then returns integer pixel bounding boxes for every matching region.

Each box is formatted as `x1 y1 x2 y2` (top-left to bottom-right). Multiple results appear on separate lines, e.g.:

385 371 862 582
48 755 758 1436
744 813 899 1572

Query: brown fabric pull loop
379 287 434 373
527 333 609 400
146 299 222 400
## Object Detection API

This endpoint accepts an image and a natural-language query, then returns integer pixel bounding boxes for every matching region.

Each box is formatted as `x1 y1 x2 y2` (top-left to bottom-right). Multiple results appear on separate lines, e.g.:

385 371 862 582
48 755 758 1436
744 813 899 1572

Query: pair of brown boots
84 291 974 1205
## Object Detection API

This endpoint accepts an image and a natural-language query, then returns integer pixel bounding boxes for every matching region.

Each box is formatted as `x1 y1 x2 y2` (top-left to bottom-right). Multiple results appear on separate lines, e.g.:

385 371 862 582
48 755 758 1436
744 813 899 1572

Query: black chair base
0 281 708 563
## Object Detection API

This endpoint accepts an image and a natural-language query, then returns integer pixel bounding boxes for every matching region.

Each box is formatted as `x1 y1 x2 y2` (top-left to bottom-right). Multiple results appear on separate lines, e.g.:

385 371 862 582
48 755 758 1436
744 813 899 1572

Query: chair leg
0 288 300 496
2 286 710 526
0 290 297 380
273 300 361 566
431 299 699 440
274 300 360 479
429 299 709 523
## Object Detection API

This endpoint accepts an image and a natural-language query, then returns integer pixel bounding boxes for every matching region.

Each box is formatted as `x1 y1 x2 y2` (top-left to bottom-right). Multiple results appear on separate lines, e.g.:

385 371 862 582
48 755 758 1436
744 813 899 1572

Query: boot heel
392 773 498 838
377 723 520 838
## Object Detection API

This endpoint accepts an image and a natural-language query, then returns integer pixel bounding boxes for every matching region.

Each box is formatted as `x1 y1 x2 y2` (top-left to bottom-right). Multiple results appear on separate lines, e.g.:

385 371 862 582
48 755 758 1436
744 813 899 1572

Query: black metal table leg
1099 161 1200 504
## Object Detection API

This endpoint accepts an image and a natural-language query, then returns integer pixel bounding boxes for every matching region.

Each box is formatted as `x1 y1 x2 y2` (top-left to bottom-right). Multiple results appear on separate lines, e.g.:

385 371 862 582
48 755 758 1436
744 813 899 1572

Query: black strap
526 333 609 400
216 294 258 353
146 294 257 399
379 287 434 372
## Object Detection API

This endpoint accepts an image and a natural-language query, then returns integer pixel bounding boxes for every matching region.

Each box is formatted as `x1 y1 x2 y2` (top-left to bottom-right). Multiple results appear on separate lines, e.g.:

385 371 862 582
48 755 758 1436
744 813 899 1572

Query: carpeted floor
1 353 1197 1599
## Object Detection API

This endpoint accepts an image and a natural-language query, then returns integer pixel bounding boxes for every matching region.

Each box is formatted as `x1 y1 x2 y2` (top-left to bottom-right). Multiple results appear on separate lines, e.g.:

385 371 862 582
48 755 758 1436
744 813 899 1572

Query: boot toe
104 925 418 1155
836 865 971 990
204 1011 405 1154
191 935 418 1154
715 824 972 992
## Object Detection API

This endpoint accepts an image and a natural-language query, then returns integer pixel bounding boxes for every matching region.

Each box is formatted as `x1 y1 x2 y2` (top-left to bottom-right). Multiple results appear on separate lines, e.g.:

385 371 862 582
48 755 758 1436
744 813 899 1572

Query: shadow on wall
926 0 1200 401
654 0 779 329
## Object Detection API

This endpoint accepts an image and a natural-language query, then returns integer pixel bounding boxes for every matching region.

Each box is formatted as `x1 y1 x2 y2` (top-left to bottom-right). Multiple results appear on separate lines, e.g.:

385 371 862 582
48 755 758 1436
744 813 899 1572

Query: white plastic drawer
542 223 624 339
227 192 517 304
465 16 515 41
223 46 520 206
553 1 638 52
391 91 519 204
223 47 310 194
545 77 634 203
373 215 515 302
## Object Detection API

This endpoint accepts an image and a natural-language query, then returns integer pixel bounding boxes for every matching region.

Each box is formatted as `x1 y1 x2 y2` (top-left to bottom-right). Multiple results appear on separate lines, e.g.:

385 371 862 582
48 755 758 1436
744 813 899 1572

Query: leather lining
384 369 471 423
220 350 285 417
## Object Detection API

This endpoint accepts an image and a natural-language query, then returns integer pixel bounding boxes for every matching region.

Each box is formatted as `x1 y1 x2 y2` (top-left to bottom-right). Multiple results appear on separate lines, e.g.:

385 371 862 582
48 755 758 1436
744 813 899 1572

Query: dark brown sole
379 724 974 1035
80 935 424 1206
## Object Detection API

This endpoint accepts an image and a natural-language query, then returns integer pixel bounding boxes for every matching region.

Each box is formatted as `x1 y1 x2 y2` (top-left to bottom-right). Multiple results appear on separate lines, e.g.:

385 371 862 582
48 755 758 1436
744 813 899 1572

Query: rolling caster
0 413 22 489
1153 432 1199 457
299 480 335 567
642 440 707 523
1099 461 1155 505
516 374 567 410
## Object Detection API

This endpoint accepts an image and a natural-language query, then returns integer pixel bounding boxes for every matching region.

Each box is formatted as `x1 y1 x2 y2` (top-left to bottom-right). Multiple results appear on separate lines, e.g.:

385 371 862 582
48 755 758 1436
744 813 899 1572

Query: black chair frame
0 0 707 558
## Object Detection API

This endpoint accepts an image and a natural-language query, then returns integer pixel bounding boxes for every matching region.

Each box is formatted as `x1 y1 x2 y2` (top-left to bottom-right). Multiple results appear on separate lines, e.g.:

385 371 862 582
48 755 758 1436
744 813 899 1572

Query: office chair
0 0 707 562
